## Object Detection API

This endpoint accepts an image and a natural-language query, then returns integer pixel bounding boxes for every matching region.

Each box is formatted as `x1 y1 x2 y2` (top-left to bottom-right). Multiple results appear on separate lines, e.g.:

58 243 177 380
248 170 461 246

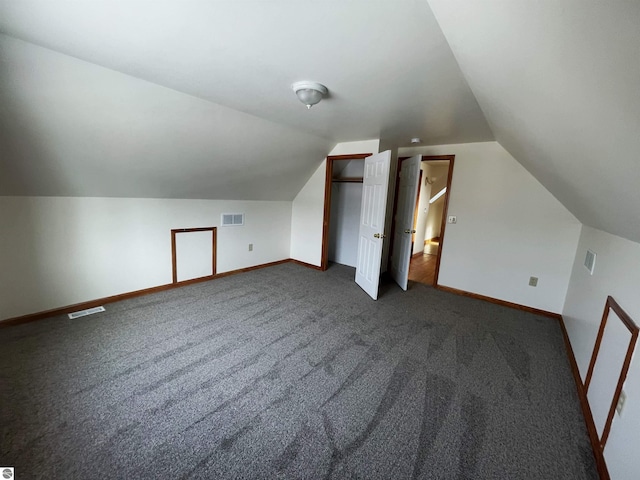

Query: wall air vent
221 213 245 226
584 249 596 275
68 306 105 319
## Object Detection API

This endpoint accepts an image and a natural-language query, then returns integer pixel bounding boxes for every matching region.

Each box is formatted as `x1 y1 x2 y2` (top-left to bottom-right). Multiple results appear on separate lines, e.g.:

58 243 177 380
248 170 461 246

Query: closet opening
320 153 371 270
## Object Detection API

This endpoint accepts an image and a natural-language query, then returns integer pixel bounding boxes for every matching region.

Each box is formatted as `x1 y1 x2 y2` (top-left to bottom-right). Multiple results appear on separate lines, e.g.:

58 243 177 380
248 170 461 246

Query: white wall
0 196 291 320
290 140 379 267
328 140 379 157
399 141 581 313
329 160 364 267
562 226 640 480
290 162 326 266
413 163 433 254
425 195 445 242
414 163 449 254
329 183 363 267
337 159 366 178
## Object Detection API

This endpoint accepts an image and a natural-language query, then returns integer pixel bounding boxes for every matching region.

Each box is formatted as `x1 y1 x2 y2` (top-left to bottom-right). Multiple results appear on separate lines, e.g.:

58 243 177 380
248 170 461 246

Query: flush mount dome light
292 81 328 109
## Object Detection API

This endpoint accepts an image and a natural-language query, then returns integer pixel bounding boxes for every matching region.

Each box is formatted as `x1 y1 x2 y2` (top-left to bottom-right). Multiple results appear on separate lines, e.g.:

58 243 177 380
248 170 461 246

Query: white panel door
390 155 421 291
355 150 392 300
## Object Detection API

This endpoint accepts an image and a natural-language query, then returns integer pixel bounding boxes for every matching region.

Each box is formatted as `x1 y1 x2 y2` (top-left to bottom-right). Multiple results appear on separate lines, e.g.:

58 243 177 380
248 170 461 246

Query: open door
355 150 392 300
390 155 421 290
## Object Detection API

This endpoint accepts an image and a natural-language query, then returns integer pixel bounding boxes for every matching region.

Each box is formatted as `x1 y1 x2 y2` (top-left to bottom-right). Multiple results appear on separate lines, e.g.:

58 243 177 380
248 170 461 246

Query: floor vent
68 306 106 319
584 249 596 275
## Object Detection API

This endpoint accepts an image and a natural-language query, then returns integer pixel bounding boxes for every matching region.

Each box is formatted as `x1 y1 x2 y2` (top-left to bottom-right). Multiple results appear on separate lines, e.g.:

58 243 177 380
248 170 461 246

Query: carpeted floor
1 262 597 479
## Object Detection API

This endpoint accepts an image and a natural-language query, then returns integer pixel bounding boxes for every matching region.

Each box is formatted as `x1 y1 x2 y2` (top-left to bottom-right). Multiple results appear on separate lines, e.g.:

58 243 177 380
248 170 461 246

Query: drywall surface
425 196 445 244
413 161 449 255
425 164 448 243
0 34 332 201
290 141 379 267
0 196 291 320
329 183 363 268
290 161 326 266
427 0 640 244
413 163 433 254
338 159 365 178
562 226 640 480
327 140 379 157
400 141 581 313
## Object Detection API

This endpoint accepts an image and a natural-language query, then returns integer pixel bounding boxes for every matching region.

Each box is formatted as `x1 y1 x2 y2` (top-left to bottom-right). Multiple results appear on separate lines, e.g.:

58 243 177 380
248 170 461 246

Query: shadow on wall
0 77 82 320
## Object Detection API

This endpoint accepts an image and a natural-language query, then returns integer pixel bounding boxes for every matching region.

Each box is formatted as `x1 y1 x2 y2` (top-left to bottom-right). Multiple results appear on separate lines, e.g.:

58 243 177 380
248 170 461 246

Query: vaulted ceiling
0 0 491 200
0 1 638 243
427 0 640 243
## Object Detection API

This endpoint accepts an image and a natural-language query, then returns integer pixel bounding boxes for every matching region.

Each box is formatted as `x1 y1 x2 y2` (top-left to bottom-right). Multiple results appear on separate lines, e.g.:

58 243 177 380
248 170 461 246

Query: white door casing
390 155 421 291
355 150 392 300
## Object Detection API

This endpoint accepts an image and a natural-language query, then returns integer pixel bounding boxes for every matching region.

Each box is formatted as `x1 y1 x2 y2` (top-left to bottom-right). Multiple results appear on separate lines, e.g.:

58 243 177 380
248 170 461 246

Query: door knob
404 229 417 234
374 233 387 238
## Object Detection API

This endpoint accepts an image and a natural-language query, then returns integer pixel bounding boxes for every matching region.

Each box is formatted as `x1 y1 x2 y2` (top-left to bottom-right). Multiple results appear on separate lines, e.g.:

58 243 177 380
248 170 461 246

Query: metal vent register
221 213 244 226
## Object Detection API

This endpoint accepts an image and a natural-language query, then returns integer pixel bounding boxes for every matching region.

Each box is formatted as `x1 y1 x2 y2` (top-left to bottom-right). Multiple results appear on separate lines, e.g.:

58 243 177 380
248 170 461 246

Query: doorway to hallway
398 155 454 287
408 246 438 285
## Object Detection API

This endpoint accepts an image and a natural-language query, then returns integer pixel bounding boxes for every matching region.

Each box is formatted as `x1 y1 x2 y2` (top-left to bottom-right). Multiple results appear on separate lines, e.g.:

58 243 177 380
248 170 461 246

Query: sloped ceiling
0 34 332 200
0 0 492 201
427 0 640 243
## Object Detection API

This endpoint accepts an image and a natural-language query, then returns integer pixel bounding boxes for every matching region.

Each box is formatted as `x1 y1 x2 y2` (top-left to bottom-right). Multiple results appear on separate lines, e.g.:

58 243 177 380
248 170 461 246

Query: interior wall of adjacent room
562 225 640 480
399 141 581 313
414 163 449 255
412 163 433 255
328 160 364 268
425 195 445 245
290 140 379 267
0 196 292 321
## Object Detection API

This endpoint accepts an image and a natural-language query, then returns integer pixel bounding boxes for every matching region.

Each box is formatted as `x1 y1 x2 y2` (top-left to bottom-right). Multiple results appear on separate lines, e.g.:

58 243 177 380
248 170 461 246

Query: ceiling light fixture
292 81 328 109
411 137 421 144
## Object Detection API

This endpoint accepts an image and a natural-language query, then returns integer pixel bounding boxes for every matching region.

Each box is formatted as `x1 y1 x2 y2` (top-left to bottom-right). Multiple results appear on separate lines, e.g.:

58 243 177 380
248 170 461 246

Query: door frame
321 153 373 271
388 154 455 286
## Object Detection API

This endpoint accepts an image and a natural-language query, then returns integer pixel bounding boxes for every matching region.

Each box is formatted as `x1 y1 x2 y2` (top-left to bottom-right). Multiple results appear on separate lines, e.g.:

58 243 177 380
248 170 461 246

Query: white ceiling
427 0 640 243
0 0 492 200
1 1 638 245
0 34 332 200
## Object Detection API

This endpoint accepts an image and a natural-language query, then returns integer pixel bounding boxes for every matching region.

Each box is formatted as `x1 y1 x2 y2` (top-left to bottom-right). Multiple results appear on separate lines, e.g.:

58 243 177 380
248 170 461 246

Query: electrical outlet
529 276 538 287
448 215 457 224
248 243 253 252
616 390 627 415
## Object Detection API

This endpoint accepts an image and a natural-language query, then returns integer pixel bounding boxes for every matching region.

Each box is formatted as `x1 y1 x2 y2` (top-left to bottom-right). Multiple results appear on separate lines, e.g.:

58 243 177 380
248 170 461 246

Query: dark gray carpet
1 263 597 479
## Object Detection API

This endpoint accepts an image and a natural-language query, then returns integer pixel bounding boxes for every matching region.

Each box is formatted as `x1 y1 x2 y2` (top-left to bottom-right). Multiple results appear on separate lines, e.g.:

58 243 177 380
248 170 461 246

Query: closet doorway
321 153 370 270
